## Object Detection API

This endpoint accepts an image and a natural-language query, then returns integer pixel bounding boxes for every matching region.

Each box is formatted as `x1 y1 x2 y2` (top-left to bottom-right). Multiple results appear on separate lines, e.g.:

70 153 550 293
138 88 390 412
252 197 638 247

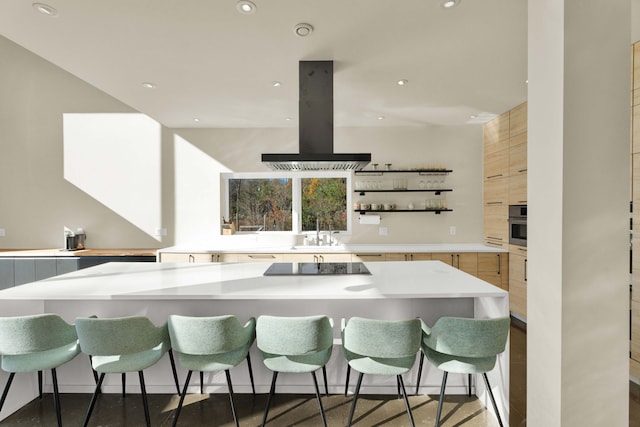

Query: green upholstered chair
0 313 83 427
75 316 180 427
256 315 333 427
341 317 422 427
415 316 510 427
167 314 256 427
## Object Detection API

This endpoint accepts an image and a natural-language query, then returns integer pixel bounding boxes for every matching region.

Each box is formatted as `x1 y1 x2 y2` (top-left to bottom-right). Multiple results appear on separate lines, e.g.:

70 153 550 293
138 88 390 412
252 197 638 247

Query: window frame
222 171 352 234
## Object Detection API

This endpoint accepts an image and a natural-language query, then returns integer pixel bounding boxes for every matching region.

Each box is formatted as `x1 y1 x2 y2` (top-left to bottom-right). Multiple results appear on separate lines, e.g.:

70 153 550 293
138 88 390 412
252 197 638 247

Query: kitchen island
0 260 509 424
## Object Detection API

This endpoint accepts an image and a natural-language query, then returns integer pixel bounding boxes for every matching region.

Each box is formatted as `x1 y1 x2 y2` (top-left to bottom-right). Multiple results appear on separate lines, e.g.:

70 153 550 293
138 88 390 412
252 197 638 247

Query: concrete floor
0 320 638 426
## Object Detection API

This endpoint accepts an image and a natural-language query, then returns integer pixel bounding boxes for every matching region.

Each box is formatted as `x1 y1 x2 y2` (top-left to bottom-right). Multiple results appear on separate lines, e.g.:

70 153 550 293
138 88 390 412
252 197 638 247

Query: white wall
0 35 484 249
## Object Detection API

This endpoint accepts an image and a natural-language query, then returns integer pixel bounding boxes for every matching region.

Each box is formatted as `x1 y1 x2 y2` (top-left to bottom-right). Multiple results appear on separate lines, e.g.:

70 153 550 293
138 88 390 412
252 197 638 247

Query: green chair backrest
0 314 77 355
343 317 422 358
168 315 255 355
256 315 333 356
425 317 510 358
75 316 168 356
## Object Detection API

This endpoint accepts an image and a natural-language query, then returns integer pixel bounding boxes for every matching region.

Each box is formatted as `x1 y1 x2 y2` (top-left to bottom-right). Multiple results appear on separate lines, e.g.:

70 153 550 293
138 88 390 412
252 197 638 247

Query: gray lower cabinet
0 255 155 288
0 259 14 290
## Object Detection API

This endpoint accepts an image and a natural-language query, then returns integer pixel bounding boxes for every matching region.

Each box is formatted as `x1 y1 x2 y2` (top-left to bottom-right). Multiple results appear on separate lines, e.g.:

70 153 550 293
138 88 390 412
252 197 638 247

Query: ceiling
0 0 528 129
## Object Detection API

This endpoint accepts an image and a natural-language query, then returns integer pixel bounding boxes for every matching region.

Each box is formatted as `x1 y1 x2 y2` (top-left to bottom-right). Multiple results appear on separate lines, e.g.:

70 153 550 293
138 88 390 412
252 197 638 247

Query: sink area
290 245 347 252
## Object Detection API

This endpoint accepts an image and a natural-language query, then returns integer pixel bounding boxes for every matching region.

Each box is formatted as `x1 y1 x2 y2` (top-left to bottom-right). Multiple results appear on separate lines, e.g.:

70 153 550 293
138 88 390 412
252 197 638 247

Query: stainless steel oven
509 205 527 247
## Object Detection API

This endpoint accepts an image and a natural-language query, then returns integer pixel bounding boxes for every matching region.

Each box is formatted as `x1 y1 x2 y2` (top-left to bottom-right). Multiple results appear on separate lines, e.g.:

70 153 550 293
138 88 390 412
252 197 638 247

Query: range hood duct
262 61 371 171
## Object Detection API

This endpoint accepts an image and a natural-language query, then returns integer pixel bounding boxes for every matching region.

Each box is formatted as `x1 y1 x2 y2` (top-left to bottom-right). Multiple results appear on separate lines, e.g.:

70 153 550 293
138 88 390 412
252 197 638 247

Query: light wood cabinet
632 301 640 361
478 252 509 290
509 102 527 137
431 253 478 276
509 248 527 319
282 253 351 263
385 253 432 261
508 172 527 205
351 253 386 262
509 132 527 176
159 252 219 263
483 205 509 247
233 253 283 263
483 112 510 154
484 177 509 206
484 148 509 180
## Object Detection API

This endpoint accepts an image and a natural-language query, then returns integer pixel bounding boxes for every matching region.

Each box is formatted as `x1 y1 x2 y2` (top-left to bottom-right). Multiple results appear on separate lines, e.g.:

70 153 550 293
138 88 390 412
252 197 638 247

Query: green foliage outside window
229 179 292 231
301 178 347 231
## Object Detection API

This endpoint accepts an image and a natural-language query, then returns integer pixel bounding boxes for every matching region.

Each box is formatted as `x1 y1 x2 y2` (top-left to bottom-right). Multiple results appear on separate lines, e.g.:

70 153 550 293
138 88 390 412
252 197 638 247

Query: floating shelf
355 169 452 176
356 209 452 215
355 189 452 196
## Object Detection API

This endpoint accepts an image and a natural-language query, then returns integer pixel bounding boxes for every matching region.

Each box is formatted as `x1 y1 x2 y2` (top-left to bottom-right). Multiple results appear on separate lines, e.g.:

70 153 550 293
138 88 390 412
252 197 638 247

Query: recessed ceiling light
141 82 156 89
470 114 478 119
377 116 385 120
272 81 282 87
442 0 460 9
32 2 58 16
193 118 200 123
236 1 256 14
294 23 314 37
397 79 408 86
285 117 292 121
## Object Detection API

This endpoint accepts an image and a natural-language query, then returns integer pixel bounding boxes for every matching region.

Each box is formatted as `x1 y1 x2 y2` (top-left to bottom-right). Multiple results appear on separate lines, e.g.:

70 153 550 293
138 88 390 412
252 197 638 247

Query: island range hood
262 61 371 171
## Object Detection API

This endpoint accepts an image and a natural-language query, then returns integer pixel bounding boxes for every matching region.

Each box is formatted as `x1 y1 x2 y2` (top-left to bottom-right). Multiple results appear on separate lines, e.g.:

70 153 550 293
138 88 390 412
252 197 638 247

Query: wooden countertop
0 249 157 257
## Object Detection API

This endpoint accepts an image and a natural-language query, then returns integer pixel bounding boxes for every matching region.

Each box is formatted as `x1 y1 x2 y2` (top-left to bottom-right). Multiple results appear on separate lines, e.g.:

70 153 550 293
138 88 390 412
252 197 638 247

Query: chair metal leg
83 373 105 427
225 370 240 427
415 351 424 395
51 368 62 427
172 370 192 427
322 365 329 396
482 373 504 427
139 371 151 427
200 371 204 394
122 372 126 397
435 371 448 427
397 375 415 427
246 352 256 395
261 371 278 427
168 349 181 395
344 364 351 396
89 356 100 394
347 372 364 427
0 372 15 413
397 376 401 399
38 370 43 399
311 371 327 427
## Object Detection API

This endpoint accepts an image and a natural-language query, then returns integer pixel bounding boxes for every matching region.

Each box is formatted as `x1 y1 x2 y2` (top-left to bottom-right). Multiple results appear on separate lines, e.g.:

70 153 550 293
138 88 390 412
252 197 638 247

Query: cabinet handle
487 202 503 205
486 236 503 241
485 241 503 247
188 254 195 263
456 254 460 269
497 253 501 275
487 174 503 179
314 255 319 263
248 254 275 259
211 254 217 262
356 254 382 257
409 254 414 261
319 255 325 263
524 259 527 282
518 169 527 173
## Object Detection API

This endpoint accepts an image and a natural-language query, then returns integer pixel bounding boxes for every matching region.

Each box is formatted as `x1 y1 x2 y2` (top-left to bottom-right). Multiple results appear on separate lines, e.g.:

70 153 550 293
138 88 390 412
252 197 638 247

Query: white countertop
0 260 507 301
159 243 506 254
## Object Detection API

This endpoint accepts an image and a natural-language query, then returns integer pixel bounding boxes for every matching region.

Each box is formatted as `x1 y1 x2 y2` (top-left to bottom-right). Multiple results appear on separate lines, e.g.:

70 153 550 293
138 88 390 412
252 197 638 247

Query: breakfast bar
0 260 509 423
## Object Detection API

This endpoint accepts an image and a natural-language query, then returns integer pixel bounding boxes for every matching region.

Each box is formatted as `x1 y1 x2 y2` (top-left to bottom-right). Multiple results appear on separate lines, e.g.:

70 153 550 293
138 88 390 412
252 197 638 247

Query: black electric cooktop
263 262 371 276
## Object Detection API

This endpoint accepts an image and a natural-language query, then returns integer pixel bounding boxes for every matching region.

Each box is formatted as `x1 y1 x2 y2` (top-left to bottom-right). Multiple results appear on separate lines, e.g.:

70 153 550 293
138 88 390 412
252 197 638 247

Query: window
224 172 350 233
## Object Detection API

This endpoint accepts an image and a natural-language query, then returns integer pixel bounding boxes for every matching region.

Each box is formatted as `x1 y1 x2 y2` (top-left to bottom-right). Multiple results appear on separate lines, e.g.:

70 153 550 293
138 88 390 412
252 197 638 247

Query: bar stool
415 316 510 427
167 314 256 427
341 316 422 427
256 315 333 427
75 315 180 427
0 313 84 427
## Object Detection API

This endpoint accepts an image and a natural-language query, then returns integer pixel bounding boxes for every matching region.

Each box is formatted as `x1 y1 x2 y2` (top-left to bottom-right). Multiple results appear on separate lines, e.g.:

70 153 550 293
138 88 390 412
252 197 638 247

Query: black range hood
262 61 371 171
